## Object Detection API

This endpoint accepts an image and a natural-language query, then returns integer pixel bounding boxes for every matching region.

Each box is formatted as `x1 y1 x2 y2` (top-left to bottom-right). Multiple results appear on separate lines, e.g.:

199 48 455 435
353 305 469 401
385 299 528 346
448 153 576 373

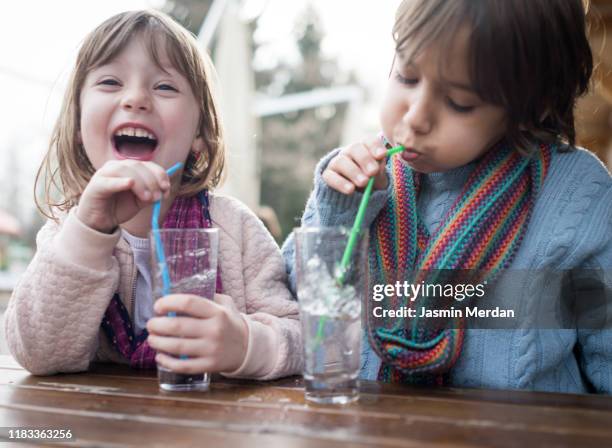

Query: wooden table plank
2 386 611 448
1 370 611 446
0 406 373 448
1 356 612 447
4 356 612 413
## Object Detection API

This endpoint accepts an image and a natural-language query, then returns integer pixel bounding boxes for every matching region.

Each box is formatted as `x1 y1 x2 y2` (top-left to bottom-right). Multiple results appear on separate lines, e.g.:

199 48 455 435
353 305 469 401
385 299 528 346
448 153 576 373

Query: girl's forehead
121 34 170 63
90 31 179 75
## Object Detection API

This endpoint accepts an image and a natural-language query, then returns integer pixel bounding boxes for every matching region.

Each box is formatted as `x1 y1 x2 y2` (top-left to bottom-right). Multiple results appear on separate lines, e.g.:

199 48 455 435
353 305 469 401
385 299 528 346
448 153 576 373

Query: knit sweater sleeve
4 209 120 375
575 174 612 393
211 196 303 380
303 147 391 227
282 148 392 293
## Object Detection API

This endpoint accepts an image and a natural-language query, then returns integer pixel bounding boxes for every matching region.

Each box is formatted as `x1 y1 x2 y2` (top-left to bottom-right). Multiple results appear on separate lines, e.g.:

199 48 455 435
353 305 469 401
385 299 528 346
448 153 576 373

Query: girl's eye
156 84 178 92
99 79 120 86
447 98 475 113
394 72 418 86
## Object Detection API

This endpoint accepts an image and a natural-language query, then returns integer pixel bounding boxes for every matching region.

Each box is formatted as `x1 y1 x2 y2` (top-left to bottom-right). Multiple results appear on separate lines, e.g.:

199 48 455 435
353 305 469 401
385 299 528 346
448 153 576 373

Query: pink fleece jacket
5 194 303 379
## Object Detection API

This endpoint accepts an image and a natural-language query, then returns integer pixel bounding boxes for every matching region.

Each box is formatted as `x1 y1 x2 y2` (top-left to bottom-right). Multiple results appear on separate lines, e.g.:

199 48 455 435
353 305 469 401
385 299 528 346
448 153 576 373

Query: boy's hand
322 135 389 194
77 160 172 233
146 293 249 374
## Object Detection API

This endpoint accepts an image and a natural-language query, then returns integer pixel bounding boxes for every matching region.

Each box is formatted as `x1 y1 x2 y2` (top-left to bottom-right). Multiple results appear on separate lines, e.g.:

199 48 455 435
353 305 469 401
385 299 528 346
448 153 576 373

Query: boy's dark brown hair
393 0 593 153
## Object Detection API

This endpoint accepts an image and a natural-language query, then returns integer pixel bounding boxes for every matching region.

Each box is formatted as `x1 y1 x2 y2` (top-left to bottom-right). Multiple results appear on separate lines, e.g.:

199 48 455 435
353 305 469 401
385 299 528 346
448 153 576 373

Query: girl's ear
76 131 82 144
191 136 207 154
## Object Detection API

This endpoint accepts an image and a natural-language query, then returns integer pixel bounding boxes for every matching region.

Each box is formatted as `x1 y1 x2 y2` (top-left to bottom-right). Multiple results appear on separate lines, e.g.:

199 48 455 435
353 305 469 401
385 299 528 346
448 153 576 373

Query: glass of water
150 228 219 392
294 227 367 404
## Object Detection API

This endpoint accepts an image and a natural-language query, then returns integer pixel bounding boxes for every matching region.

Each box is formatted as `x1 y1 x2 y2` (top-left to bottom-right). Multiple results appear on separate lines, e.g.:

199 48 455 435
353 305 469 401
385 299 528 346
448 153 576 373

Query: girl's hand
146 293 249 374
77 160 172 233
322 135 389 194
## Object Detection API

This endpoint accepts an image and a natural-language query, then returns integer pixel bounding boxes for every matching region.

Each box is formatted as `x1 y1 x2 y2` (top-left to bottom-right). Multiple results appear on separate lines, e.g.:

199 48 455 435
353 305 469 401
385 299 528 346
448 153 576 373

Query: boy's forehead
397 24 470 64
395 26 473 84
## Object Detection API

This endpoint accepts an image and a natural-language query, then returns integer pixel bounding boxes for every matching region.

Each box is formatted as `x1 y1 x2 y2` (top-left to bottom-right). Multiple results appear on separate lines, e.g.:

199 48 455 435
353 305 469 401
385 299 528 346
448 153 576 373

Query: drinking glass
294 227 367 404
150 228 219 392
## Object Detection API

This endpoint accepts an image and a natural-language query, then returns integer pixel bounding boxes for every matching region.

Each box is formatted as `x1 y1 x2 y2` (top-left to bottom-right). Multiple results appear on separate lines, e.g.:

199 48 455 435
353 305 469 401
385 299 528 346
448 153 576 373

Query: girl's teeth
114 127 155 139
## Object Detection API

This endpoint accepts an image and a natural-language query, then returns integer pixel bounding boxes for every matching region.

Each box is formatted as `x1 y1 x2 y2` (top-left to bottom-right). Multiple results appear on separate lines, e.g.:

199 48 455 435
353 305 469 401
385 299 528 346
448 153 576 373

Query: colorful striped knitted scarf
101 190 222 369
369 141 551 385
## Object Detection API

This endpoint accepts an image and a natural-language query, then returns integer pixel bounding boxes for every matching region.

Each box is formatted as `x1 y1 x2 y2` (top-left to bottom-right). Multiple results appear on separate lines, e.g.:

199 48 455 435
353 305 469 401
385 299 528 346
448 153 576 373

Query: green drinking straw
337 144 405 283
151 162 183 316
313 145 405 345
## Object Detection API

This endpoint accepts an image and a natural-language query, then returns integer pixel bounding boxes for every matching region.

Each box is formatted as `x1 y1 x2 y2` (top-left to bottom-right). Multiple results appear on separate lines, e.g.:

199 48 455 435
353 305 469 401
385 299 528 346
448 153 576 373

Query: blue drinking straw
151 162 183 316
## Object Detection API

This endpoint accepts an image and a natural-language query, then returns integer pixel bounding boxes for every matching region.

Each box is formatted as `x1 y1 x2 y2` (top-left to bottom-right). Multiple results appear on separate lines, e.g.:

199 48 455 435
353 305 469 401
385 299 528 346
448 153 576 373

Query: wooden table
1 355 612 447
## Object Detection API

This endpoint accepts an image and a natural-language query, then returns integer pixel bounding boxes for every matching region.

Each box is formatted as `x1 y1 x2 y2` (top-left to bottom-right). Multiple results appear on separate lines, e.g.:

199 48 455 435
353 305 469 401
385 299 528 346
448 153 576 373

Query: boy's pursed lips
392 140 423 160
401 149 421 161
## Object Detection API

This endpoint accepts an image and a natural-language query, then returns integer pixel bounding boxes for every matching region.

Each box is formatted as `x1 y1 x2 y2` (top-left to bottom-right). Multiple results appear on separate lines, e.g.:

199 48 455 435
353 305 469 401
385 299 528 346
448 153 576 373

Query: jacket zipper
126 248 137 320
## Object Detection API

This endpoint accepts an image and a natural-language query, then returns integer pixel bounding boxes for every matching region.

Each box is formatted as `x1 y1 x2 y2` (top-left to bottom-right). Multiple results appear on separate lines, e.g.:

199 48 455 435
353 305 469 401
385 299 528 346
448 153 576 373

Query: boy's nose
120 87 151 111
403 92 433 135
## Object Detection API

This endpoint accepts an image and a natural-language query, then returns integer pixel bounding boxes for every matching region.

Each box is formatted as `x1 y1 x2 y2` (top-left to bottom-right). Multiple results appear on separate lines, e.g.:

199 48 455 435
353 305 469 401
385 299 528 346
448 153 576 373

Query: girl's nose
120 86 151 111
403 90 433 135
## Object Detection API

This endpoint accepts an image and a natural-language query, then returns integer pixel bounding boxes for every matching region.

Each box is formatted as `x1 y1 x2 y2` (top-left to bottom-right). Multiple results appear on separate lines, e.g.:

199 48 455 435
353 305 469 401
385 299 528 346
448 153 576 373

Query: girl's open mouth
112 125 158 161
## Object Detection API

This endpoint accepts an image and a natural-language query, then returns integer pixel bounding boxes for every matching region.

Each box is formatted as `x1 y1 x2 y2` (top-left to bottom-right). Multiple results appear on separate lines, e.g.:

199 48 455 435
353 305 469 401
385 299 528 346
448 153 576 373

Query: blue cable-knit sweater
282 146 612 394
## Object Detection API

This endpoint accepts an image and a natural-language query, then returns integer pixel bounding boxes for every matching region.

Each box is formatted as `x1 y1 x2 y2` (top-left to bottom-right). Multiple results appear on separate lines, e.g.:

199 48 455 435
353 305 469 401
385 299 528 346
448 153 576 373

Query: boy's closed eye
394 71 477 114
394 71 419 86
446 98 475 113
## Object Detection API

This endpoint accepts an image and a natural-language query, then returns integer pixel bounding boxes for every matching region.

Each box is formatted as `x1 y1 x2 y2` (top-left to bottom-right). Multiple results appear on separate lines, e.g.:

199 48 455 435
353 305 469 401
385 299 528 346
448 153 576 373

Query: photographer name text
371 281 515 319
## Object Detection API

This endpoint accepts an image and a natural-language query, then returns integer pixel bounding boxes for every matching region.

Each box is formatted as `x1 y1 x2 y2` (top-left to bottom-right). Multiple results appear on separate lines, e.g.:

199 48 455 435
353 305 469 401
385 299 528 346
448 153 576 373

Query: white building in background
210 1 260 210
200 0 365 211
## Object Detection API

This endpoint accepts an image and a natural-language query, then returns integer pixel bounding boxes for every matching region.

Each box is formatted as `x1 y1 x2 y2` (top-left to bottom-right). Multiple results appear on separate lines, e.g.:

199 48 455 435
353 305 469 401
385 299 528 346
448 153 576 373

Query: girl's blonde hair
36 9 226 220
